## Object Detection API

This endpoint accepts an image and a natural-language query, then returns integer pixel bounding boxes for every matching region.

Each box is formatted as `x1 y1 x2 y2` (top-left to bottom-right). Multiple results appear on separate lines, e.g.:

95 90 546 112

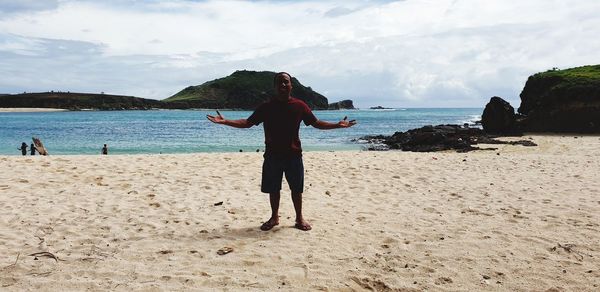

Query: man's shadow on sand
198 225 305 240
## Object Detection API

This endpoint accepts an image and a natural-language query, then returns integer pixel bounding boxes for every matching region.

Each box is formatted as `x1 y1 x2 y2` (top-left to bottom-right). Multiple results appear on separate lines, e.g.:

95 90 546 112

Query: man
101 144 108 155
30 143 37 155
207 72 356 231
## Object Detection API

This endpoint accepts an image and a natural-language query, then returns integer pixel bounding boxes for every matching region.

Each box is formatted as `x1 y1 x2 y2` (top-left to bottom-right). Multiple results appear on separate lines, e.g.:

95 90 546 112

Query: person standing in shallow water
30 143 37 155
101 144 108 155
18 142 28 156
207 72 356 231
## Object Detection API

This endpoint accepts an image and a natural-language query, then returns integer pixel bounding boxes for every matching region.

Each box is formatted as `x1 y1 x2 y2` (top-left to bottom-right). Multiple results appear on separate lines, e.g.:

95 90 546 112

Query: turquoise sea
0 108 481 155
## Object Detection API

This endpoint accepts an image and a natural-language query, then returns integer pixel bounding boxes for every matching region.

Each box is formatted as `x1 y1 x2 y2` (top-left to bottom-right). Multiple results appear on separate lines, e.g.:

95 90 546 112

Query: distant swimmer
207 72 356 232
101 144 108 155
18 142 28 156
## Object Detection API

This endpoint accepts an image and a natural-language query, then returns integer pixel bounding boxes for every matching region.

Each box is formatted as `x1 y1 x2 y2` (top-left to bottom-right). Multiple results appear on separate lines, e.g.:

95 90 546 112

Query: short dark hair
273 72 292 85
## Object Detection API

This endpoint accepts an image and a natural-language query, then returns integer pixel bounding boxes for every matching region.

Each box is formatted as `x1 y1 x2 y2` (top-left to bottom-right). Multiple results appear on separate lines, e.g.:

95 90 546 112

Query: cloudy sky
1 0 599 108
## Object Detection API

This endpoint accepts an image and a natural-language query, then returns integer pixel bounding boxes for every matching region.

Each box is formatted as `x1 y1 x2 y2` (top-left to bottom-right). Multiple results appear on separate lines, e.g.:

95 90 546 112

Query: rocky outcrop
164 70 329 110
358 124 536 152
481 96 518 134
328 100 355 110
478 65 600 133
517 65 600 132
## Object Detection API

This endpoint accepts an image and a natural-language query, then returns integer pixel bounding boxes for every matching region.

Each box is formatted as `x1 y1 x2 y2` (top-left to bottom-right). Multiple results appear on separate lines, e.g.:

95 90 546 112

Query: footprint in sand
435 277 453 285
382 237 397 244
449 193 463 199
350 277 394 291
94 177 108 186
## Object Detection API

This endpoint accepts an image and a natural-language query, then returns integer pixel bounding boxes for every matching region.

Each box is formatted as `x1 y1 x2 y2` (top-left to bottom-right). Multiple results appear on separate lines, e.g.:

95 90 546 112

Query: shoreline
2 134 598 156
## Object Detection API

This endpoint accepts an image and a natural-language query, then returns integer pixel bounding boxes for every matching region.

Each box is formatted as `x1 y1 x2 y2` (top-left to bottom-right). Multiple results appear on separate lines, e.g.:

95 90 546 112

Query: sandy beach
0 108 68 113
1 135 599 291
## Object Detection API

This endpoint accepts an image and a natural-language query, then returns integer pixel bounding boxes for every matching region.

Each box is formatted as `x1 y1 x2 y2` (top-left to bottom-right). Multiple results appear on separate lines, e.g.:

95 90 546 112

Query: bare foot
260 217 279 231
294 219 312 231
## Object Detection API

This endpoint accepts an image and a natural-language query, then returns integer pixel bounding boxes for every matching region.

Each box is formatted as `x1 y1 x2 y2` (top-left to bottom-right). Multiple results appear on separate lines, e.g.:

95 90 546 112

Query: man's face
274 74 292 98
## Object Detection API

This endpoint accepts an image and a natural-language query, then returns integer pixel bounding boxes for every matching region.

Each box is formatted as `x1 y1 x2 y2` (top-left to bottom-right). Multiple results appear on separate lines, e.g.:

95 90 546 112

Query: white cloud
0 0 599 108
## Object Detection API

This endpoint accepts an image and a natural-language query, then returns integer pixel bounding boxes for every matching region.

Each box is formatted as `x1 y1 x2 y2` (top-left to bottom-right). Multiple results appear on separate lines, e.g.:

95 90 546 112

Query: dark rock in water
517 65 600 133
370 106 393 109
328 99 355 110
482 96 518 134
357 124 537 152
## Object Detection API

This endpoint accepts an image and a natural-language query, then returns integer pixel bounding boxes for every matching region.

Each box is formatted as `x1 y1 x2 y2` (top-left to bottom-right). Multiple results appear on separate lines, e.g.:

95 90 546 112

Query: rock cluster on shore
358 124 536 152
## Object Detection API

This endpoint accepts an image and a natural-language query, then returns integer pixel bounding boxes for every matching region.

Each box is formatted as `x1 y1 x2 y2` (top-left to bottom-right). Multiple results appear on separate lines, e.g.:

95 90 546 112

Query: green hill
0 92 162 110
519 65 600 114
517 65 600 132
164 70 329 109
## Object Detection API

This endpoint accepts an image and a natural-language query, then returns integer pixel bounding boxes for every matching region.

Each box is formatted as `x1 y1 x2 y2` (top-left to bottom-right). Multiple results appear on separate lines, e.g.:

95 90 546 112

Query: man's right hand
207 111 253 128
206 110 225 124
337 116 357 128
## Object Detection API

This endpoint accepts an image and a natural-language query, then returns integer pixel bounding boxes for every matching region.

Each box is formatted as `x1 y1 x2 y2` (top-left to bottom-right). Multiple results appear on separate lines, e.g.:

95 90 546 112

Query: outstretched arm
311 116 356 130
206 110 253 128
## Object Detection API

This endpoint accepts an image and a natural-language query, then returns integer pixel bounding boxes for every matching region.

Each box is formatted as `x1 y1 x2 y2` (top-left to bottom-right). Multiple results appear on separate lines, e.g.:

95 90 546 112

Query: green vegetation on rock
517 64 600 132
519 65 600 114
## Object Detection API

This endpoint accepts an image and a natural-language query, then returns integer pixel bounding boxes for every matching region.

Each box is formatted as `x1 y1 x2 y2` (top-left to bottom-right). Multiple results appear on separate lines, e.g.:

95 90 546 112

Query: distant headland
0 92 162 111
0 71 355 111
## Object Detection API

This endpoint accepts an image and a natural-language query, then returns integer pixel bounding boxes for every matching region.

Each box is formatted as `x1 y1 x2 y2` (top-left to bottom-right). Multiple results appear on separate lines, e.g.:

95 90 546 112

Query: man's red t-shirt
247 97 317 157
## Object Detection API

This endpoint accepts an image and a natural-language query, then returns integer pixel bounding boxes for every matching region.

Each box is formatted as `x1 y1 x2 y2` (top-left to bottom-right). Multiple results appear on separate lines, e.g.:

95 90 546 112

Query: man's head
273 72 292 101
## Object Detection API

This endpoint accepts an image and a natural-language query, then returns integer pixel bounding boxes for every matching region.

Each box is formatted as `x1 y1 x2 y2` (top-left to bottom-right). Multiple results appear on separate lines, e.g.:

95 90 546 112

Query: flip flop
294 222 312 231
260 220 279 231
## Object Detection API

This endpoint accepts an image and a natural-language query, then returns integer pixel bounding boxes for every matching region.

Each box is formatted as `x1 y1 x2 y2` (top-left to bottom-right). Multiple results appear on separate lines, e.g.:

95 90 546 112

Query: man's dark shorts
261 154 304 193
